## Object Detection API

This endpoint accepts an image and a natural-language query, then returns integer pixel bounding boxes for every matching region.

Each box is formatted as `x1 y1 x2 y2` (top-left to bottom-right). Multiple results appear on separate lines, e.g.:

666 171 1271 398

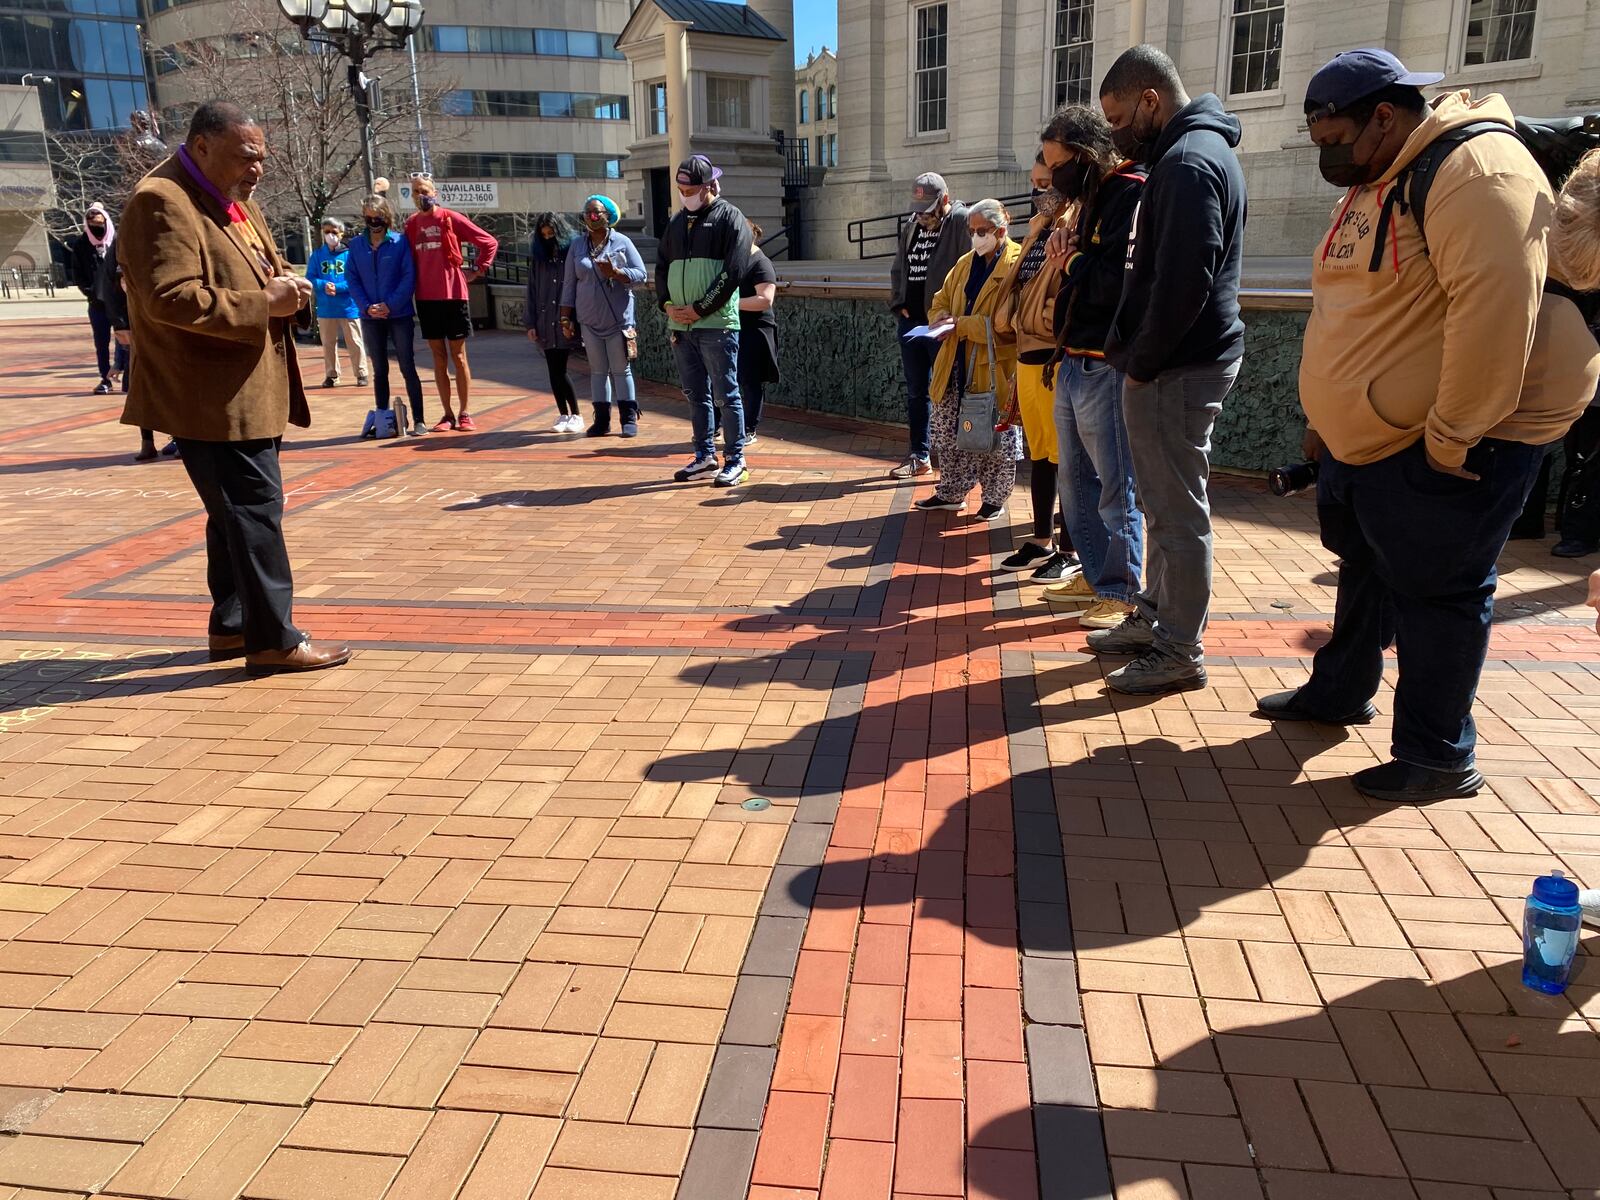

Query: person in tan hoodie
1256 50 1600 804
993 154 1076 581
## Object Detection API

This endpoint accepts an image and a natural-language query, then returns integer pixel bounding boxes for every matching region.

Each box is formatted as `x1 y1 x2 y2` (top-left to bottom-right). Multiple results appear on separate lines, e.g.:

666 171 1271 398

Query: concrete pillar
1130 0 1147 48
663 18 692 212
833 0 889 181
746 0 796 134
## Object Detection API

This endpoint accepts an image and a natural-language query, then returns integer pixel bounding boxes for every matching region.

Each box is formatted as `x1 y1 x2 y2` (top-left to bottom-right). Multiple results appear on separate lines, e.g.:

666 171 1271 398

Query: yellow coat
928 238 1022 406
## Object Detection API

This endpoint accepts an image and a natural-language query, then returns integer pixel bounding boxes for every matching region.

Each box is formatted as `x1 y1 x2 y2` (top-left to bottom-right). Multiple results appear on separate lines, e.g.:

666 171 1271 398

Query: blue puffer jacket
346 229 417 320
306 244 358 319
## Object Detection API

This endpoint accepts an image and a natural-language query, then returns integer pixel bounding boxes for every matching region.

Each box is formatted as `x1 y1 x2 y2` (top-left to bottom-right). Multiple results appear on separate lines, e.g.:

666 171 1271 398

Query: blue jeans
361 316 424 424
1121 360 1240 662
1056 356 1143 601
581 326 637 417
673 328 745 462
897 312 936 461
87 301 128 382
1299 438 1546 771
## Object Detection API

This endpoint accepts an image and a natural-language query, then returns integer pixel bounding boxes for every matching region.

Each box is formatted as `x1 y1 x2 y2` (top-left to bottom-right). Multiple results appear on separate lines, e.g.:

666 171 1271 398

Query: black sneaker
976 502 1007 521
1000 543 1054 572
1255 689 1377 726
674 456 719 482
1029 553 1076 584
1553 539 1598 558
93 380 113 396
914 495 961 511
1353 760 1484 803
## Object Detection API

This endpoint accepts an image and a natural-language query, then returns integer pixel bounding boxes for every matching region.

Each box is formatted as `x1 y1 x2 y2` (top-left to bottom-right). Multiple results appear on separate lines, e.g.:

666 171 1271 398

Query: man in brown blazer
120 100 351 676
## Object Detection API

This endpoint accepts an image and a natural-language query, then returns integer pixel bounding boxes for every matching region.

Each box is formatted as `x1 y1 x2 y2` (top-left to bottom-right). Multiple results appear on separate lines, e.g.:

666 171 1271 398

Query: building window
799 90 809 123
828 84 837 118
816 135 825 165
913 3 948 134
829 134 838 166
1227 0 1284 95
647 81 667 136
706 75 751 129
422 25 626 58
1050 0 1094 107
437 90 630 120
1463 0 1537 64
443 151 623 179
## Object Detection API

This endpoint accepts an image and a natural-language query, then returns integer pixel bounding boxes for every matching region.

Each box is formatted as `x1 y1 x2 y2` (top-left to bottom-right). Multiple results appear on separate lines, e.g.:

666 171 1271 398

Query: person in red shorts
403 173 498 432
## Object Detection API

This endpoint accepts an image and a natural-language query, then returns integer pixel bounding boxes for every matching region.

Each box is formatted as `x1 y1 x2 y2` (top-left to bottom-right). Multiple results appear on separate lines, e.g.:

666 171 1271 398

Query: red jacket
404 206 498 302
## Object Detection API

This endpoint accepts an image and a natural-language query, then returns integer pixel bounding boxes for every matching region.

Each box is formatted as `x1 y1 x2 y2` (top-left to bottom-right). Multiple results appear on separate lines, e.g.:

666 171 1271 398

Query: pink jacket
404 207 498 302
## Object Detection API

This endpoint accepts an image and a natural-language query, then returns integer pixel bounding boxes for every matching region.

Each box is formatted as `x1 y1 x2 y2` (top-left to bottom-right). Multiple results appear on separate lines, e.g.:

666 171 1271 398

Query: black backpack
1370 114 1600 272
1368 120 1518 271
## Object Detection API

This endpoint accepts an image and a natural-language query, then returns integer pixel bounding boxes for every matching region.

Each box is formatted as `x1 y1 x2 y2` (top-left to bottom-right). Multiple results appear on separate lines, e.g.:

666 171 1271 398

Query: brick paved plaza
3 316 1600 1199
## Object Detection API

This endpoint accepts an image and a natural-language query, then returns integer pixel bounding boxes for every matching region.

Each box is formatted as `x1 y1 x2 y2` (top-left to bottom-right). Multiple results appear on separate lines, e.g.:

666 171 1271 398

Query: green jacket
654 196 752 332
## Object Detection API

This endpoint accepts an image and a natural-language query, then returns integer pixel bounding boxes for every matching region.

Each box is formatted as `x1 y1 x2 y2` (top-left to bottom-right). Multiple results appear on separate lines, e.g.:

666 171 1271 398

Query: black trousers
544 347 580 416
176 437 300 653
1559 407 1600 546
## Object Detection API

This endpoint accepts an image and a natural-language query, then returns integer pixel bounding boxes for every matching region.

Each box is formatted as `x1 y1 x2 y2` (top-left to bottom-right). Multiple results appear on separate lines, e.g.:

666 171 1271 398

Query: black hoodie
1105 94 1247 382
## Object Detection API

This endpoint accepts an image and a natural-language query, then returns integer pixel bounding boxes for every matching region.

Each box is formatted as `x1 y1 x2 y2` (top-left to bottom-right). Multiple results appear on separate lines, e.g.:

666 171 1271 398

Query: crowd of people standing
79 66 1600 806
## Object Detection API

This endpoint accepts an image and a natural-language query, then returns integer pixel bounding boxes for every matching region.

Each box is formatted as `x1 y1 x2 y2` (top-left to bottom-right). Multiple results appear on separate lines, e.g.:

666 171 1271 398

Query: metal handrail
847 190 1034 260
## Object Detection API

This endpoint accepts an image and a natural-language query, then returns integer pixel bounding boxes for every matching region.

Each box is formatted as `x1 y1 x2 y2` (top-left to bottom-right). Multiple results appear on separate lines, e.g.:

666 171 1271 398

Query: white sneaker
1581 889 1600 927
552 415 569 432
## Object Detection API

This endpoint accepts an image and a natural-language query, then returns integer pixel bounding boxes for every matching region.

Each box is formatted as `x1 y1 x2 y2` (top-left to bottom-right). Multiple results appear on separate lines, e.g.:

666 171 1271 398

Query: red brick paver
3 318 1600 1198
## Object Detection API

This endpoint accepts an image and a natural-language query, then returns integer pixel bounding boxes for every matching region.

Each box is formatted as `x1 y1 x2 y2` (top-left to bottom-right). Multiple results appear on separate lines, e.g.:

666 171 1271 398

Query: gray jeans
1121 360 1241 663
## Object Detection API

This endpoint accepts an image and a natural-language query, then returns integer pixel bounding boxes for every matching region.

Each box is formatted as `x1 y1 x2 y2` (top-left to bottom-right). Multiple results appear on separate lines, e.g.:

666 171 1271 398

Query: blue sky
792 0 838 65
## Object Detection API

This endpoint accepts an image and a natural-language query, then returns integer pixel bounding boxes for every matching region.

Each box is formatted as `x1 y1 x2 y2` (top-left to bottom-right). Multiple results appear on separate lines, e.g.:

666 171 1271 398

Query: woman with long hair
525 211 583 432
1039 104 1149 630
560 194 647 437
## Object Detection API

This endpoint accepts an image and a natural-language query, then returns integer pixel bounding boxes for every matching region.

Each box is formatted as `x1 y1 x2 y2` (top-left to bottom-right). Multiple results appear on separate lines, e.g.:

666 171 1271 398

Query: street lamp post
276 0 424 194
19 74 56 215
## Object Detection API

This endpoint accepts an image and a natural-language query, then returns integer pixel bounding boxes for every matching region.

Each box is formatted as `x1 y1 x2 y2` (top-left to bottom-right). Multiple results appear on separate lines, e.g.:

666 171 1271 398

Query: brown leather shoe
207 633 246 661
245 640 352 678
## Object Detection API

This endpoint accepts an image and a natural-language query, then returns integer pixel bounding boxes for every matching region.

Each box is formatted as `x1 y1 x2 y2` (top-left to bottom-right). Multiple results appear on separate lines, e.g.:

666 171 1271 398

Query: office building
142 0 637 227
815 0 1600 260
0 83 50 271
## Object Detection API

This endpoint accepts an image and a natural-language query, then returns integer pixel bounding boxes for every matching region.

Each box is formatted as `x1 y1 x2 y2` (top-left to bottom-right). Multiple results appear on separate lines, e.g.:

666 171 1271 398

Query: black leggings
545 348 579 416
1030 458 1071 546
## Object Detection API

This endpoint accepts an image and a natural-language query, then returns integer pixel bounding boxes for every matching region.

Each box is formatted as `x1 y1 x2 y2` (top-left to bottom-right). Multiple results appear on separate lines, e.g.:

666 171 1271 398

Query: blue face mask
418 195 437 212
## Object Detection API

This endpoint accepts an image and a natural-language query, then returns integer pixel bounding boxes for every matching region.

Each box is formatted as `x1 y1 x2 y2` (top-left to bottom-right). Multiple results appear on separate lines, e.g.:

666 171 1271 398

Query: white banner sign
395 180 499 210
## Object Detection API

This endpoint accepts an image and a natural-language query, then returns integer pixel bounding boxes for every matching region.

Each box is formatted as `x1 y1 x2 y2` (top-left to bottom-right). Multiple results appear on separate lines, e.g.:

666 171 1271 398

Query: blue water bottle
1522 870 1582 994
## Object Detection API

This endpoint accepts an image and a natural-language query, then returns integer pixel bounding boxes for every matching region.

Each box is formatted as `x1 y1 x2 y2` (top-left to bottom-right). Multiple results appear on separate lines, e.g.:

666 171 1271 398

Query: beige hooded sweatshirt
1300 91 1595 468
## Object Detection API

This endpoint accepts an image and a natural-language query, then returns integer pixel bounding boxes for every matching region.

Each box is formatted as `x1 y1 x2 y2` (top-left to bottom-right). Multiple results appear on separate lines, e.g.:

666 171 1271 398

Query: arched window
815 87 824 121
828 84 837 118
798 90 808 123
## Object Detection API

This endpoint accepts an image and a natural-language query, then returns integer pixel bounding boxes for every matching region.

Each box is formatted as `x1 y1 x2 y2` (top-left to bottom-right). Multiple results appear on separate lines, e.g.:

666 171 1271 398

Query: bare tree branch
149 0 457 232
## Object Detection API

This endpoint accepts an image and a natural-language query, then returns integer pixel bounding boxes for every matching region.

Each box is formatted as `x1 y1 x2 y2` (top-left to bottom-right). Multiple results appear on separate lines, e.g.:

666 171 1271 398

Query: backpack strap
1399 122 1523 256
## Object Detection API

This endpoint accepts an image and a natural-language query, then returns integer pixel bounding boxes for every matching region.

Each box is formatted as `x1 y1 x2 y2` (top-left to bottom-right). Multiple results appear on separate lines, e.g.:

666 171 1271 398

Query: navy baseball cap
1305 49 1444 121
676 154 722 186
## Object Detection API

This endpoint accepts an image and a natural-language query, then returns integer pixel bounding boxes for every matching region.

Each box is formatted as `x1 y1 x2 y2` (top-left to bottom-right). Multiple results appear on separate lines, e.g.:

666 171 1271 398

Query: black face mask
88 224 107 236
366 217 387 231
1050 161 1093 201
1318 114 1380 188
1109 102 1158 164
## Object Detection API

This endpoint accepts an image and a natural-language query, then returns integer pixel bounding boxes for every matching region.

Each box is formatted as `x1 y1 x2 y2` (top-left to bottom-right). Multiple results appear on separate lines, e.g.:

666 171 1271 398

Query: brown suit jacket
119 155 310 441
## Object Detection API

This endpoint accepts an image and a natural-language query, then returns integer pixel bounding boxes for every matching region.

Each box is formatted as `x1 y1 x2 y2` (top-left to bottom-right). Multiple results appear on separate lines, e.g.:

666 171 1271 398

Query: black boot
619 402 639 439
587 403 612 437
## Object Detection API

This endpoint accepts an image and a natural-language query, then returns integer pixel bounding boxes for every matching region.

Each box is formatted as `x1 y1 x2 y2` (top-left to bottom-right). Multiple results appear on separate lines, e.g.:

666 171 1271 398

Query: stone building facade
796 46 839 174
812 0 1600 260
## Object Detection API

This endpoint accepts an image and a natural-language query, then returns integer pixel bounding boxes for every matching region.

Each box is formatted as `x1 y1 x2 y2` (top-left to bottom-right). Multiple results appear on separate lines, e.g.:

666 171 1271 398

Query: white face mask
681 191 705 213
323 232 340 249
971 231 999 257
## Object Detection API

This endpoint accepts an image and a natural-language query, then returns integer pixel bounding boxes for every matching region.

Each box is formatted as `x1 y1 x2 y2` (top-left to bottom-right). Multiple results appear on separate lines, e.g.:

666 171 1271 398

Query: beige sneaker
1079 597 1136 629
1044 572 1095 602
